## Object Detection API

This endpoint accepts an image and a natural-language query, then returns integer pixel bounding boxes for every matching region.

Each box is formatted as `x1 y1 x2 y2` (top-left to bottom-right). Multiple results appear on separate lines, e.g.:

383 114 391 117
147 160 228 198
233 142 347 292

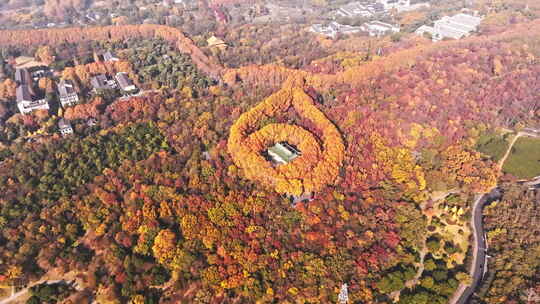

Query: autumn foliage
62 60 136 89
228 79 344 195
0 24 222 78
0 78 16 100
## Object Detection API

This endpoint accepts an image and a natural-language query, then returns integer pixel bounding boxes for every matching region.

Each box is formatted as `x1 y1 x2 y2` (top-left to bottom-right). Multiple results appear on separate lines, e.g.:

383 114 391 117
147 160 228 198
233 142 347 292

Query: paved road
452 128 540 304
453 189 501 304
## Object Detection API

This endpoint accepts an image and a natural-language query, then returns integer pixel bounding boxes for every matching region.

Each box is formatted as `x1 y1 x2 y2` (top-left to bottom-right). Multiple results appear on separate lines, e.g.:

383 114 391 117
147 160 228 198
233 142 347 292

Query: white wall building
361 21 400 37
58 79 79 107
416 13 482 41
115 72 137 92
58 119 74 136
378 0 410 11
335 2 377 18
310 22 362 38
16 85 49 114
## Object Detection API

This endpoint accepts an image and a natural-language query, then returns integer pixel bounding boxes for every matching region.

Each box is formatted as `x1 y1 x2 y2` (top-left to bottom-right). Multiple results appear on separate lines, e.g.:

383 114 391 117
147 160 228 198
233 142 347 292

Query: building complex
415 13 482 41
15 68 50 114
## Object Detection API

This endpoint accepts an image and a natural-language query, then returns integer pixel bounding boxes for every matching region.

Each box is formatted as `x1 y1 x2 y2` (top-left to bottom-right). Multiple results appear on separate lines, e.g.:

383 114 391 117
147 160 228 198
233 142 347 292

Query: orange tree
227 79 345 195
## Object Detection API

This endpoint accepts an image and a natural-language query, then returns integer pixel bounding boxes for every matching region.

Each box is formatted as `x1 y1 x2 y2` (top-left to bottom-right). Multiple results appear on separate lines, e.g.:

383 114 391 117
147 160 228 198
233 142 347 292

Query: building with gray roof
103 51 119 62
15 68 32 85
415 13 482 41
115 72 136 92
91 74 117 91
16 85 49 114
58 79 79 107
58 118 73 135
267 142 301 165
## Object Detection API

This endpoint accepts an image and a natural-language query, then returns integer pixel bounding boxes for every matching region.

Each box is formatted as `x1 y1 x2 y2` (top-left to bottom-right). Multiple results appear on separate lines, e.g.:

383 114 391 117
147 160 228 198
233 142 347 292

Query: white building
267 142 301 165
115 72 137 92
58 79 79 107
16 85 49 114
398 2 430 12
379 0 410 11
91 74 117 91
335 2 380 18
338 283 349 304
58 118 73 136
310 22 362 38
415 13 482 41
103 51 119 62
361 21 400 37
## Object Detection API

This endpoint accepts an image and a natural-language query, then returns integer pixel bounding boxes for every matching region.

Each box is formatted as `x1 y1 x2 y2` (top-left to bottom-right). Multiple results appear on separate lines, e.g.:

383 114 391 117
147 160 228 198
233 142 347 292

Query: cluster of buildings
15 68 76 135
15 69 49 115
313 0 431 38
310 20 399 38
335 0 430 18
335 2 385 18
13 51 137 136
90 72 137 94
310 22 363 38
415 13 483 41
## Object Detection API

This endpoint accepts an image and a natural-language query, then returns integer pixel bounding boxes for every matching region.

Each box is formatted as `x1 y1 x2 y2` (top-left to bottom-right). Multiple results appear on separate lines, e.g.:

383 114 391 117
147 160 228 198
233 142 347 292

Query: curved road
452 127 540 304
452 189 501 304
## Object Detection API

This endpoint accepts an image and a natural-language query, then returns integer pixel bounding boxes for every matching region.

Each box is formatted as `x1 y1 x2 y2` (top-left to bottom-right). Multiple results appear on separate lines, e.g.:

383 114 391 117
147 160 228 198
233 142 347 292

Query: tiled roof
58 79 76 97
115 72 134 90
91 74 109 89
16 85 32 102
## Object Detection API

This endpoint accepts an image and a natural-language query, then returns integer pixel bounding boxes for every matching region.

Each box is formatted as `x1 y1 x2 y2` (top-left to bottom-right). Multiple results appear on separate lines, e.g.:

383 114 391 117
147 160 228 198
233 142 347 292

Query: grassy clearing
502 136 540 179
475 131 512 162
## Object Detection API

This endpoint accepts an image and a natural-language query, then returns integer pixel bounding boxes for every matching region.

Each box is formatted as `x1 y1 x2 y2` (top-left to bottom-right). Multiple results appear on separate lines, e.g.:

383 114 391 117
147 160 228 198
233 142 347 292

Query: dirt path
498 130 540 170
497 133 521 170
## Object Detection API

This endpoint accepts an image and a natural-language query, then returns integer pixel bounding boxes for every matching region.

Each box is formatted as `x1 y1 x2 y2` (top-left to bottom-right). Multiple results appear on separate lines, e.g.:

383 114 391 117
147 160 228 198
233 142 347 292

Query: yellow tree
152 229 177 265
38 77 55 93
0 79 16 99
35 45 55 65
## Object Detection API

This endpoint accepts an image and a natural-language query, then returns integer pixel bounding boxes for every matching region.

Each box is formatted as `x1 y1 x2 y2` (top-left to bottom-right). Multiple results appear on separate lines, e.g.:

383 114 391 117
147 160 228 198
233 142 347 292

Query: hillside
0 7 539 304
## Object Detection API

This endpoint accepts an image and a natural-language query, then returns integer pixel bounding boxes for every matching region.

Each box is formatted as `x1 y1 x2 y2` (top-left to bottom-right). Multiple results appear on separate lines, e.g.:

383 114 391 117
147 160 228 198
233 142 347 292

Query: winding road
450 128 540 304
451 189 501 304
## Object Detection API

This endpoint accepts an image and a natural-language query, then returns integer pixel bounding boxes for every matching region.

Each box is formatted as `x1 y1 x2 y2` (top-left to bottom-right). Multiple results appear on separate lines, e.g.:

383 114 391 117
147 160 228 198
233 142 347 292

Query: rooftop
103 51 118 62
115 72 136 91
207 36 227 47
58 79 76 97
91 74 110 89
267 142 301 165
416 13 482 41
310 22 362 38
15 68 31 84
58 118 72 129
16 85 32 102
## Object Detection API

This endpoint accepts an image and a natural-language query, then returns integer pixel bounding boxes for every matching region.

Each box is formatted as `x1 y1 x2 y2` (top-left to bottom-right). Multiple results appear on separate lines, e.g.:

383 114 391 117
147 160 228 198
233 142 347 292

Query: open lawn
502 136 540 179
475 131 512 162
